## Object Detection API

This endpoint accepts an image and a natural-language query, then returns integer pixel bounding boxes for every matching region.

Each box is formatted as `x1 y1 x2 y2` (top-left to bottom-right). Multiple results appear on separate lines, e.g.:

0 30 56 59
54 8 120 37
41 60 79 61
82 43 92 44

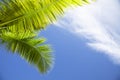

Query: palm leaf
0 31 53 73
0 0 90 32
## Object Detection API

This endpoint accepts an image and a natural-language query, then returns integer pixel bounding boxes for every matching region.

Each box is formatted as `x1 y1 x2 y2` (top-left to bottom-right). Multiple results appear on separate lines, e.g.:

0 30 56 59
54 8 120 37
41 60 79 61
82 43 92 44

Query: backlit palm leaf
0 0 90 32
0 0 92 74
0 32 53 73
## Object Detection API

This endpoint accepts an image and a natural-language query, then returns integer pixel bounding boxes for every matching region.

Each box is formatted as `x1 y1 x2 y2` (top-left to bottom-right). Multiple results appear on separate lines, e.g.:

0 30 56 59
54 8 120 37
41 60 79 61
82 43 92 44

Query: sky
0 0 120 80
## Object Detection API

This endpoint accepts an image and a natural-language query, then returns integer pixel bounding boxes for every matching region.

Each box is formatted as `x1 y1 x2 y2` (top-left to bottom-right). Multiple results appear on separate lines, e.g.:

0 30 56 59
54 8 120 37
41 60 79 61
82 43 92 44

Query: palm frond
0 0 90 32
0 31 53 73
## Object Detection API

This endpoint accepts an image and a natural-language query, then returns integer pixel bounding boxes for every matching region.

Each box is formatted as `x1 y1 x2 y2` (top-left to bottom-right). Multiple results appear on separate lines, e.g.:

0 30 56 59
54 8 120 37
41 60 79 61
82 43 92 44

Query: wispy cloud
55 0 120 63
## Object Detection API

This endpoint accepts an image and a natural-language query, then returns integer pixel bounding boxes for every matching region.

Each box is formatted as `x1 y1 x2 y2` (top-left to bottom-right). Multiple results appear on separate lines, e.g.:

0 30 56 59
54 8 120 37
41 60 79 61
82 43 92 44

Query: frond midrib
2 34 46 64
0 0 62 27
0 0 82 28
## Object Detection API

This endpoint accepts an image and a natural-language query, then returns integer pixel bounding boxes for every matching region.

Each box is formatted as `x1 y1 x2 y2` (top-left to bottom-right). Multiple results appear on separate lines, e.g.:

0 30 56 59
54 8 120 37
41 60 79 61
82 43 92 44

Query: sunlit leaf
0 31 53 73
0 0 90 32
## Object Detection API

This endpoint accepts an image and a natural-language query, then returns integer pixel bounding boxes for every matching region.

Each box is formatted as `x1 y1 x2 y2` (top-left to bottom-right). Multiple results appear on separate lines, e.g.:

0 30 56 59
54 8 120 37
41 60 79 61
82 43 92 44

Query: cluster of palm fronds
0 0 90 73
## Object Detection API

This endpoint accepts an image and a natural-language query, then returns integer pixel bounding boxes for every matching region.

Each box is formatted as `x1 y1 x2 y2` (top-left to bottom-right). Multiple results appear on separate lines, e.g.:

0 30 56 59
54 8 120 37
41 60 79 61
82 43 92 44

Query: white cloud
55 0 120 63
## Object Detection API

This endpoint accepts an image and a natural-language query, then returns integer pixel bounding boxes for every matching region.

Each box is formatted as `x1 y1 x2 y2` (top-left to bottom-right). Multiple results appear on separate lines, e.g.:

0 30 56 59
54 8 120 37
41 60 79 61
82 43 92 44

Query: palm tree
0 0 90 73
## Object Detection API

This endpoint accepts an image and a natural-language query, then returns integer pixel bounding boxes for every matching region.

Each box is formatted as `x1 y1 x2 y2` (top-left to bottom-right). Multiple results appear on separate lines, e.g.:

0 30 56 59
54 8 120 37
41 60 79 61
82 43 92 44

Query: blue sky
0 0 120 80
1 26 120 80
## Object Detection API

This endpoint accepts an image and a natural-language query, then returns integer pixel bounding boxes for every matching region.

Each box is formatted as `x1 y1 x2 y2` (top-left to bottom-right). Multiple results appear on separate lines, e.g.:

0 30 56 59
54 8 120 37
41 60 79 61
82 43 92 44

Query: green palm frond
0 0 90 32
0 31 53 73
0 0 92 74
